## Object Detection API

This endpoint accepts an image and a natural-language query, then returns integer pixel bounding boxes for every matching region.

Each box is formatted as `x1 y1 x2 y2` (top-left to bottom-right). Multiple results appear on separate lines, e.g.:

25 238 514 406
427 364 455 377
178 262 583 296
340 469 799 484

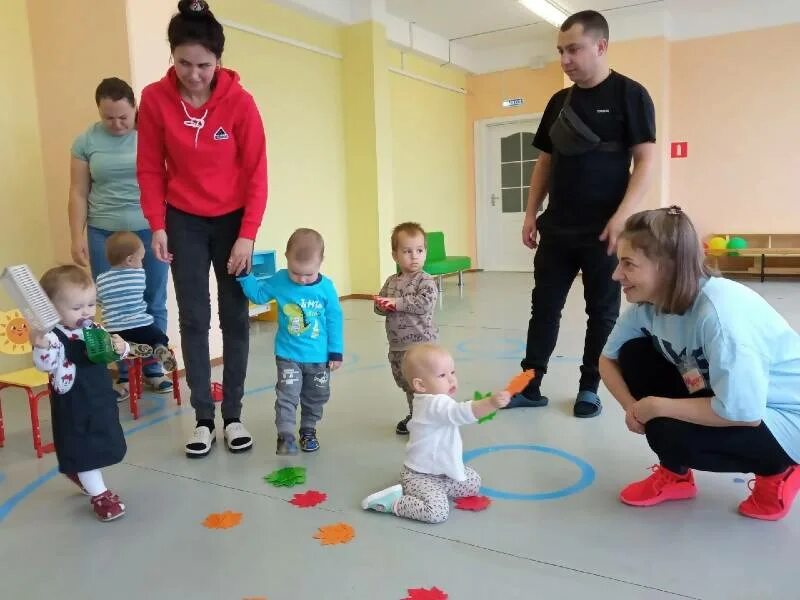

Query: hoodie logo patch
213 127 230 141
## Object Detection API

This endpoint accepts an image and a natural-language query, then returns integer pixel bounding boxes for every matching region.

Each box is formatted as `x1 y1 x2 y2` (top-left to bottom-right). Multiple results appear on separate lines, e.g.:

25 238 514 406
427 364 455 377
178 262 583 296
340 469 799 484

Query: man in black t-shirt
508 10 657 418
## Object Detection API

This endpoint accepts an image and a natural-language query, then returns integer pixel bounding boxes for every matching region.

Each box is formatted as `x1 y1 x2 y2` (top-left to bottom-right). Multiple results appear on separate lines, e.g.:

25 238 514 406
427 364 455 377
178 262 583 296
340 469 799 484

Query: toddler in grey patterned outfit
375 222 439 435
361 344 510 524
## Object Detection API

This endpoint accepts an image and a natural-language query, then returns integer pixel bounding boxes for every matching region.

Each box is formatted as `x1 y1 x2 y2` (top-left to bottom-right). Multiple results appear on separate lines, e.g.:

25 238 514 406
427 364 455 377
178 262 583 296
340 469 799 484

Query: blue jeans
87 226 170 379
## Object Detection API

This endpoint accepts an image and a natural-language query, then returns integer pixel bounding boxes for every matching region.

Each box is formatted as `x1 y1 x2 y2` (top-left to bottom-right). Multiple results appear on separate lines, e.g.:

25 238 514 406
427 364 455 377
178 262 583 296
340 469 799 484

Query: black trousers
522 232 620 392
619 337 795 476
166 206 250 421
115 323 169 348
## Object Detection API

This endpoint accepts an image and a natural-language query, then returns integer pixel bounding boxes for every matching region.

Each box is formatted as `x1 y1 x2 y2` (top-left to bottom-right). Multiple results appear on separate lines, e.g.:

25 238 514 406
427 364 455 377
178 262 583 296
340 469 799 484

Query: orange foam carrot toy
504 369 536 395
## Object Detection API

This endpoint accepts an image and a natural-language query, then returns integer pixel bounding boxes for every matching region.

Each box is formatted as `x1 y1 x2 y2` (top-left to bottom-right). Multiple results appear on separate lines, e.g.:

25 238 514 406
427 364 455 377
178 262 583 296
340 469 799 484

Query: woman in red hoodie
137 0 267 458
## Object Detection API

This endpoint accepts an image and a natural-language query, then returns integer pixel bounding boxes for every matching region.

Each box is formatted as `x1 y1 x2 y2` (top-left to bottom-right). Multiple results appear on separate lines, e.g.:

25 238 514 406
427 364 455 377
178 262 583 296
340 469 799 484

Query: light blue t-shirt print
603 277 800 463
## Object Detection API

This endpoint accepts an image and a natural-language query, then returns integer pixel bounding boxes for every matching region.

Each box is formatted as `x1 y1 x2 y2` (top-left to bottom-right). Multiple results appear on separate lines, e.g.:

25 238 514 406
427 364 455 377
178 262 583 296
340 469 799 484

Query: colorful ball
727 236 748 257
707 236 727 256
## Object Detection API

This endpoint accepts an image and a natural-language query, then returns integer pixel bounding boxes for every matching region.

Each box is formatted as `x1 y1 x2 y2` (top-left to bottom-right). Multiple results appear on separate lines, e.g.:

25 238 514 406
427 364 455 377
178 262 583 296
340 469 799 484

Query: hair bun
178 0 210 18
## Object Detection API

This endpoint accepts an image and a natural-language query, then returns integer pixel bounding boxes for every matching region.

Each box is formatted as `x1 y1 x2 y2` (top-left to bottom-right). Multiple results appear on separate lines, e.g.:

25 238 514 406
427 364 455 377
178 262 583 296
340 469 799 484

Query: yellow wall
27 0 132 264
390 51 470 260
218 0 351 292
0 0 53 372
670 24 800 237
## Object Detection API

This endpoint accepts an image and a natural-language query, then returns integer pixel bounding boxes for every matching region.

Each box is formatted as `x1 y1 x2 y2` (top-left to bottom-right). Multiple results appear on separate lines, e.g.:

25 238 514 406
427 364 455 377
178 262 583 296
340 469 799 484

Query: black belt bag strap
549 86 623 156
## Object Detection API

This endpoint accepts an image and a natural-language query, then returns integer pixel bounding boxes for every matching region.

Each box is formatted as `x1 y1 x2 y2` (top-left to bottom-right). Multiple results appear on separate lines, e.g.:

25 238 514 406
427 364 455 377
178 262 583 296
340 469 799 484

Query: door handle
490 193 499 206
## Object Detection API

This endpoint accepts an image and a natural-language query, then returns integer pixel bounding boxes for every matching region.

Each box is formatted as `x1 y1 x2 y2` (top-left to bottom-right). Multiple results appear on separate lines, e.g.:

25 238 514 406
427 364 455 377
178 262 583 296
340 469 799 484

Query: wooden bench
706 234 800 282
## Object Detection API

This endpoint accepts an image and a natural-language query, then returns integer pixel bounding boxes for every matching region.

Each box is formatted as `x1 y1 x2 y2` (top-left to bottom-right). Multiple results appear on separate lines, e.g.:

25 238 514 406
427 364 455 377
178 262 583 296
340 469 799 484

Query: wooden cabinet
706 234 800 281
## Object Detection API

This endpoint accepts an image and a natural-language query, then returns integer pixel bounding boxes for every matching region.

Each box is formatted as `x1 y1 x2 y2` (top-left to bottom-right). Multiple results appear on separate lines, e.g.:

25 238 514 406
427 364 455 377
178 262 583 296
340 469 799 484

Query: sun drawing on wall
0 309 32 354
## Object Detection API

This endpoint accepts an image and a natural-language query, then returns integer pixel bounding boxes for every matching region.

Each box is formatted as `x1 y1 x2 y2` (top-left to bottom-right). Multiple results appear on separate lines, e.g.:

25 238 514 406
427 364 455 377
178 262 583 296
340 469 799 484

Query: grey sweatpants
395 466 482 524
388 350 414 413
275 358 330 434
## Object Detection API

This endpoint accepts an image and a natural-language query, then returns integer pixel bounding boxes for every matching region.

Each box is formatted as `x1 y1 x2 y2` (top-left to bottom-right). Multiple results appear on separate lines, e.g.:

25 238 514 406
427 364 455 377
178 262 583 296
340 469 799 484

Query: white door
479 118 545 272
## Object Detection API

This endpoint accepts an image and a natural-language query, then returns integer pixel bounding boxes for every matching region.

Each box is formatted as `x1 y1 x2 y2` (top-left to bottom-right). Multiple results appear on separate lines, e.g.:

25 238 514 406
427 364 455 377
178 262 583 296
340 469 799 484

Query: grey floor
1 272 799 600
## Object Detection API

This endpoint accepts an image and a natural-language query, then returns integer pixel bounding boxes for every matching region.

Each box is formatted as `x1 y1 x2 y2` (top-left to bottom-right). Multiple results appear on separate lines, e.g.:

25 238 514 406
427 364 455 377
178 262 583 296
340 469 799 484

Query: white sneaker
361 484 403 513
224 422 253 453
185 426 215 457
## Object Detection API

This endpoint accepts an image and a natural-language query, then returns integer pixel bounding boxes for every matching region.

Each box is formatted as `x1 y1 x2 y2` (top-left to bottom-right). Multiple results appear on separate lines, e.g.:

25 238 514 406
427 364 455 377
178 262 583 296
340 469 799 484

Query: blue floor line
0 345 578 522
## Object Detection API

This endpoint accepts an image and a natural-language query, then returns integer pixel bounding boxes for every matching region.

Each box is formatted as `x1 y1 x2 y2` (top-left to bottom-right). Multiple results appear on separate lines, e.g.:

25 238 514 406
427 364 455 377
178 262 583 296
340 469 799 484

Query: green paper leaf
264 466 307 487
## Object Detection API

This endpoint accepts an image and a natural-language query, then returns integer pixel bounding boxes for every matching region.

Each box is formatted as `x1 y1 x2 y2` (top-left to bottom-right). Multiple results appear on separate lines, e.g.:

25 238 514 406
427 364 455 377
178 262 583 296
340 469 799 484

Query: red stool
125 349 181 420
0 367 55 458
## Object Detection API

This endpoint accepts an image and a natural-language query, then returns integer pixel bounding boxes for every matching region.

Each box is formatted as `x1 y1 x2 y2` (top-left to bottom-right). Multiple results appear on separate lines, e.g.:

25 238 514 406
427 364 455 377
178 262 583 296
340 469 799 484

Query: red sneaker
90 490 126 522
738 466 800 521
619 465 697 507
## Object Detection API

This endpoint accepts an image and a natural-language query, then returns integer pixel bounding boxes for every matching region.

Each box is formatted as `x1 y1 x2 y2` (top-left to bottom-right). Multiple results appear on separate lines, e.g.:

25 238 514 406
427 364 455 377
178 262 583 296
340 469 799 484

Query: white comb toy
1 264 61 333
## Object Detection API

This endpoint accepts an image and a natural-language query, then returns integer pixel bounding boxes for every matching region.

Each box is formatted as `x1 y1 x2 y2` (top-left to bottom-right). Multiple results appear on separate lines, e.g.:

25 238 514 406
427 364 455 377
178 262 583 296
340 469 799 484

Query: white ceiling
385 0 661 49
266 0 800 73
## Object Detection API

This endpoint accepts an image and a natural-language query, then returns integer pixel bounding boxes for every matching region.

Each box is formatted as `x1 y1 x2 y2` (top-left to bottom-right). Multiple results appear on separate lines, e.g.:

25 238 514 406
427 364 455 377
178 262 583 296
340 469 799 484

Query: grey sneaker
276 434 299 455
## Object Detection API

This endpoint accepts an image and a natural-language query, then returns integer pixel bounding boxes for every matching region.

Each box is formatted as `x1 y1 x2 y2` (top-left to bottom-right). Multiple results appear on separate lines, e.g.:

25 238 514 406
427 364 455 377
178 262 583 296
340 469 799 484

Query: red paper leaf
404 587 448 600
289 490 327 508
454 495 491 512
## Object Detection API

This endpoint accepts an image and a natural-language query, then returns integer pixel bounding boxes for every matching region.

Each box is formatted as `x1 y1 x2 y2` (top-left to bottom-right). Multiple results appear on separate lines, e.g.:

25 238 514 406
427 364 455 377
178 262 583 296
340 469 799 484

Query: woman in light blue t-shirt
600 207 800 521
68 78 171 396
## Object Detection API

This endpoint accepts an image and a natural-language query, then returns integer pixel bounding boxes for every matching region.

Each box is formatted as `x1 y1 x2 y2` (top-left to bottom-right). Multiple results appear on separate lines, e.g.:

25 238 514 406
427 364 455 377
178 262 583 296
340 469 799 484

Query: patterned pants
388 350 414 412
395 466 482 524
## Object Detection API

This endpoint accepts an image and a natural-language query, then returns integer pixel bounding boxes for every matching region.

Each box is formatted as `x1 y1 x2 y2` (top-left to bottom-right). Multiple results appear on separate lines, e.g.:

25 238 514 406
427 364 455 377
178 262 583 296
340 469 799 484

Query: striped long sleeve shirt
95 268 153 332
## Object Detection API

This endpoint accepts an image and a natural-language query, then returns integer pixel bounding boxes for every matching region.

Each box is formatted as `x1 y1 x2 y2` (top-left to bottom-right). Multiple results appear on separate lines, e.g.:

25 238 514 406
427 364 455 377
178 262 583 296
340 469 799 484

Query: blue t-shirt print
604 277 800 463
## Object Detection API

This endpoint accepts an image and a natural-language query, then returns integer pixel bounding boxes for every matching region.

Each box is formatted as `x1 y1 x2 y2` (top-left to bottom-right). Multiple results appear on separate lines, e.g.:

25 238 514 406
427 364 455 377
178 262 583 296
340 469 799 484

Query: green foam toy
473 391 497 424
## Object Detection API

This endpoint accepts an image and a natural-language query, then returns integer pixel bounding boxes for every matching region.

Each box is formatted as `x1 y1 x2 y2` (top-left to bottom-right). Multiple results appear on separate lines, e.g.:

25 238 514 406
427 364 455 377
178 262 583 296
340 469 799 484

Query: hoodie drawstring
181 101 208 148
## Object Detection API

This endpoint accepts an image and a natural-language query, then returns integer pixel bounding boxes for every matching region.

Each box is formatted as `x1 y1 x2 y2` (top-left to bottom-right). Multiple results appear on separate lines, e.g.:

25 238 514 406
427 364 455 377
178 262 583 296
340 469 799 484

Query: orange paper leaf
202 510 243 529
313 522 355 546
505 369 535 395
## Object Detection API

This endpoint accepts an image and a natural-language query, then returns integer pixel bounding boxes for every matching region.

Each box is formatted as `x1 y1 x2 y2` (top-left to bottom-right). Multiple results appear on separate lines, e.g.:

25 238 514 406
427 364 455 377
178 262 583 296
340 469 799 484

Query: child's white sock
77 470 107 497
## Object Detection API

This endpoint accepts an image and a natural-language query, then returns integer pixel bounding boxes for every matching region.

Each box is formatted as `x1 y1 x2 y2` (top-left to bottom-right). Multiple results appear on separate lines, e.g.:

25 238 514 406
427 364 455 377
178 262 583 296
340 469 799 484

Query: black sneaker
299 428 319 452
395 414 411 435
276 434 299 455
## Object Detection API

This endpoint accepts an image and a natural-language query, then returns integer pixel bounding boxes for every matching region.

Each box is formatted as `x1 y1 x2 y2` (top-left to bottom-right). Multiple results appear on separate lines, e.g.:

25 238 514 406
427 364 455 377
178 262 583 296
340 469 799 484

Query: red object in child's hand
404 587 448 600
454 495 492 512
289 490 327 508
374 296 396 312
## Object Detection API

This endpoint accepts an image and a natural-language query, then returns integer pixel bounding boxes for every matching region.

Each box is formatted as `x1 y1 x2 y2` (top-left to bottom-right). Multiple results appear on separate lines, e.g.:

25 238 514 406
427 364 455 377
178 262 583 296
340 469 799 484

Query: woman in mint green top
68 78 171 394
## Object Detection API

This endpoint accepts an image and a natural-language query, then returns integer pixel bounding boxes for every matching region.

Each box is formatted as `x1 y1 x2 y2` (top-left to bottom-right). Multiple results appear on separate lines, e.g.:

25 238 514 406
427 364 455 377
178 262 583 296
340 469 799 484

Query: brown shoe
90 490 126 522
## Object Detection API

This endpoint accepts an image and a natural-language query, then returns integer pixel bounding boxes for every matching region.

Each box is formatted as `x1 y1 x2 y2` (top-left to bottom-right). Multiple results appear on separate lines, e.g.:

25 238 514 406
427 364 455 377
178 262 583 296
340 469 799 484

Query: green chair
423 231 471 290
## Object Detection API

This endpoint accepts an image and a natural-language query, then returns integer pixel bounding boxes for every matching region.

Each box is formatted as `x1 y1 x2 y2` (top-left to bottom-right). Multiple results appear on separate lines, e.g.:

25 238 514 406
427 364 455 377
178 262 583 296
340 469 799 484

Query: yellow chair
0 309 54 458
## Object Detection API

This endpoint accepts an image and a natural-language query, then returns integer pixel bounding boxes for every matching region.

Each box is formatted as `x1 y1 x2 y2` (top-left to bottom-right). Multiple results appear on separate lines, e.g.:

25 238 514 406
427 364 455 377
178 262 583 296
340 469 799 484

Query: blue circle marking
462 444 595 501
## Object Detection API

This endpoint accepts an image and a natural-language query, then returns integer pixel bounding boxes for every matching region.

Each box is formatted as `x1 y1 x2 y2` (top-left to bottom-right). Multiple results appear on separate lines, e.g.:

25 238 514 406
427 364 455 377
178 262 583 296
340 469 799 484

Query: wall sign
502 98 524 108
671 141 688 158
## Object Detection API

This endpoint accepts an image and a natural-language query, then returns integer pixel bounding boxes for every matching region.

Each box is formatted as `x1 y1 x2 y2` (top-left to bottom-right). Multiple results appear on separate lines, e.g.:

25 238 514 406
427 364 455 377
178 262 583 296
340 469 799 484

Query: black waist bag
549 86 623 156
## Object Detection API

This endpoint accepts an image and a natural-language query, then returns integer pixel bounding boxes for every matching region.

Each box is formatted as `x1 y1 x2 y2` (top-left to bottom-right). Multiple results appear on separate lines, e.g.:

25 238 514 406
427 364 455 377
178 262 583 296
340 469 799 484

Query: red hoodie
137 67 268 240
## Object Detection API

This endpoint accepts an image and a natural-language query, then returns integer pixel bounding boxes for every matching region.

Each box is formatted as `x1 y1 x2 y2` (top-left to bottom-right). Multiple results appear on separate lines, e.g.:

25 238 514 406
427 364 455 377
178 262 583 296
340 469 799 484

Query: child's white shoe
361 484 402 513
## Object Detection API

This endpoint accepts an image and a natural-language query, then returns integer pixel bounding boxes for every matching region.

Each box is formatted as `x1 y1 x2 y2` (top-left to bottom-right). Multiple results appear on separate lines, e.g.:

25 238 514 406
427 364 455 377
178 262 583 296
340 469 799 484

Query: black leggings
618 337 795 476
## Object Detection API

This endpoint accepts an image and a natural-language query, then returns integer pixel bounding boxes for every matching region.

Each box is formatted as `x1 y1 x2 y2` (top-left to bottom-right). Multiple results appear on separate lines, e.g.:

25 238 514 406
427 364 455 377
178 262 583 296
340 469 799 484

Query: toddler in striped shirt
96 232 176 373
